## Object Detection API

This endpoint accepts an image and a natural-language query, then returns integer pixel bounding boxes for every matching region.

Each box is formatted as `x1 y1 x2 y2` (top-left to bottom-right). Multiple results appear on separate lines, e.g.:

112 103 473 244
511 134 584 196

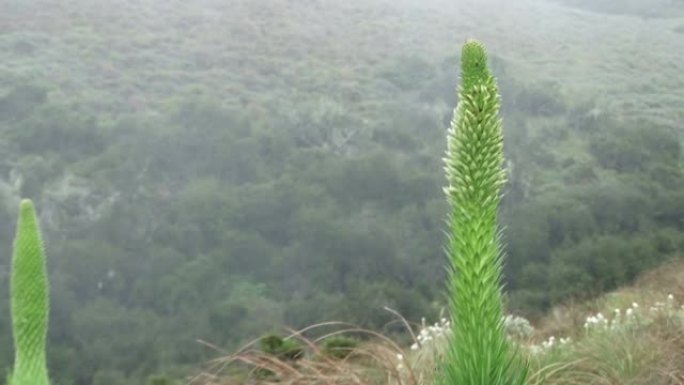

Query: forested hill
0 0 683 384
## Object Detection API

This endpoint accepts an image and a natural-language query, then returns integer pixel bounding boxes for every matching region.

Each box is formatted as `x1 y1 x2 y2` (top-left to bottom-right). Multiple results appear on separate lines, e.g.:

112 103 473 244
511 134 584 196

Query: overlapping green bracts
10 199 50 385
440 40 528 385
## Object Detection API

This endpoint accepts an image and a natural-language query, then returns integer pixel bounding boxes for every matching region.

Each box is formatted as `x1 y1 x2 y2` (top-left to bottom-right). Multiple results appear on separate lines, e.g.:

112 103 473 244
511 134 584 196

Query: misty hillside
0 0 683 384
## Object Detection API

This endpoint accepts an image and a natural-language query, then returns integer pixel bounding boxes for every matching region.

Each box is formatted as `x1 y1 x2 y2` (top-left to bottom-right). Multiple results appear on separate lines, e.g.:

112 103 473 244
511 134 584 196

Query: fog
0 0 682 384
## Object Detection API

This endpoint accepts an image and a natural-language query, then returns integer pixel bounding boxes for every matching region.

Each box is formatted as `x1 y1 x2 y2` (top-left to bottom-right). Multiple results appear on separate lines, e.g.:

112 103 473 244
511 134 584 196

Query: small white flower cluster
396 353 405 371
409 314 535 352
649 294 675 314
644 294 684 326
583 311 609 330
583 295 682 333
410 317 451 351
504 314 534 340
528 336 571 355
584 302 642 332
402 294 683 365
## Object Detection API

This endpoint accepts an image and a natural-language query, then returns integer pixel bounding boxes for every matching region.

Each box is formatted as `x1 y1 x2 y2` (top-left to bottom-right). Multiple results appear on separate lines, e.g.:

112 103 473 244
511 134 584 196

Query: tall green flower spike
9 199 50 385
440 40 528 385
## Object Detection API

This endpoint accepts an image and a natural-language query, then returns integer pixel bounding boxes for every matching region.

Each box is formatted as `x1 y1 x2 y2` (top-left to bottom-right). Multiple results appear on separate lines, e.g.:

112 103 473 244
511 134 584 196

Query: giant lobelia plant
8 199 51 385
439 40 529 385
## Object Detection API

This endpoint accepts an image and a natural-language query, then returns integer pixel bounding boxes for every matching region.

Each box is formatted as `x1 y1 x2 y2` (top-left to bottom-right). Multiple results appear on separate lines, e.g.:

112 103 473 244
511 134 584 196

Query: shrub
322 336 359 359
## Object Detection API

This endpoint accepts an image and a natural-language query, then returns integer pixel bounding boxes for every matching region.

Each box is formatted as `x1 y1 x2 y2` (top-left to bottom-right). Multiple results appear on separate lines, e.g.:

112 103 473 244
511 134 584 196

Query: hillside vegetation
0 0 682 384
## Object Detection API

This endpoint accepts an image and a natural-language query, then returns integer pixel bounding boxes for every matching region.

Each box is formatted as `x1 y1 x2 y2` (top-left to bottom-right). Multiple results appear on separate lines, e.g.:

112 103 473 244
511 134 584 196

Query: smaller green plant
147 374 183 385
255 333 306 380
259 333 305 361
322 336 359 359
8 199 51 385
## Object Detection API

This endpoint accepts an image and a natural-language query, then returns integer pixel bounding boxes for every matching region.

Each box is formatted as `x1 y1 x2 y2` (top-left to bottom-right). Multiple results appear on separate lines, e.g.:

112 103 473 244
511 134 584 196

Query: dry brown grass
191 312 684 385
187 320 422 385
191 257 684 385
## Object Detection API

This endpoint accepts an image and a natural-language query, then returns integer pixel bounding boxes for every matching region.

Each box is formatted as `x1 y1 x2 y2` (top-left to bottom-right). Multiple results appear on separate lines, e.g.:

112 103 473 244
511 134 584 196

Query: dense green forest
0 0 683 384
